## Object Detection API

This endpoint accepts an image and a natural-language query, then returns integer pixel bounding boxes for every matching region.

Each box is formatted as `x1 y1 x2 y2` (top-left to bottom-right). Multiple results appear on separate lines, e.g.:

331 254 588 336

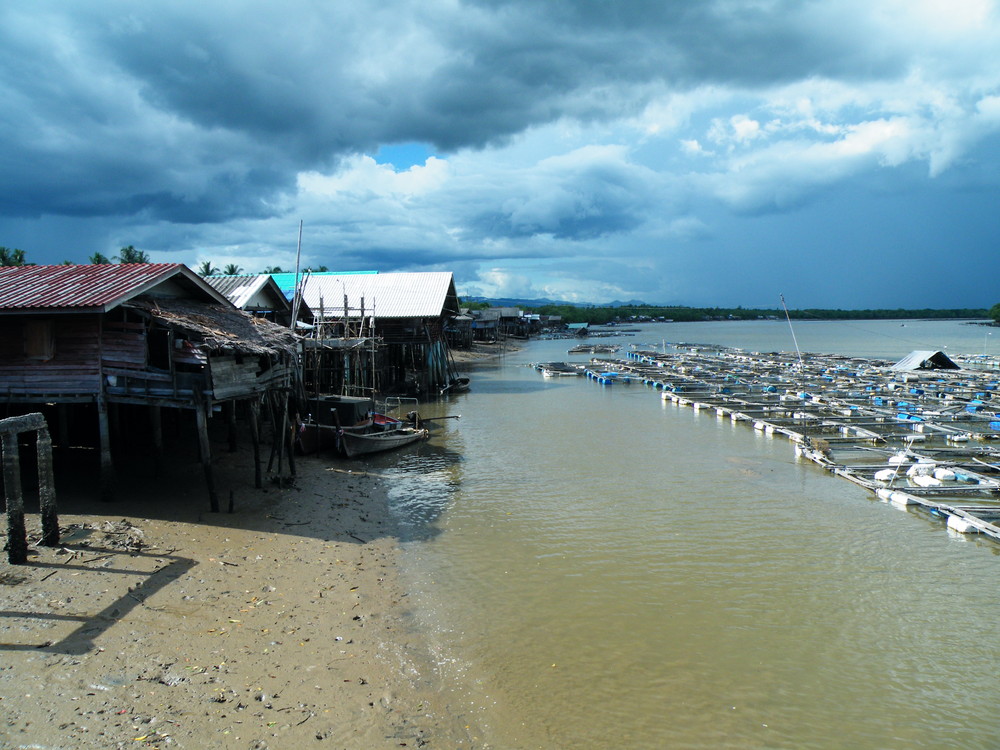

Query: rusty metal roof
0 264 232 313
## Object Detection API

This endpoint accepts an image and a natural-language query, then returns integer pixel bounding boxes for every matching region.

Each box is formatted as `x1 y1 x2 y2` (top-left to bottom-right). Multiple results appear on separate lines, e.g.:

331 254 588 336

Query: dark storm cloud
0 0 914 225
3 1 999 308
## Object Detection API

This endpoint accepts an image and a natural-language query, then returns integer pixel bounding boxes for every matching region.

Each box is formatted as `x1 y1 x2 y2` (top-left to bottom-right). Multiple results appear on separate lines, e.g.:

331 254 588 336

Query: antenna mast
780 294 804 371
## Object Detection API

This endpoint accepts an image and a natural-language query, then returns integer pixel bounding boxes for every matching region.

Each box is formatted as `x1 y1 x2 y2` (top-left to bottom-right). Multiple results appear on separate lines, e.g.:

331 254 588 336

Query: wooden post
194 397 219 512
97 395 115 502
150 405 164 476
227 400 238 452
2 432 28 564
36 425 59 547
275 393 289 480
287 412 297 477
249 397 262 489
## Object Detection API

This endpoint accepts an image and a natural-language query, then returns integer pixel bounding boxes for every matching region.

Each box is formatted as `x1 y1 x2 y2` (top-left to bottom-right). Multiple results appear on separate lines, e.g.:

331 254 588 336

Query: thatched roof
125 297 300 356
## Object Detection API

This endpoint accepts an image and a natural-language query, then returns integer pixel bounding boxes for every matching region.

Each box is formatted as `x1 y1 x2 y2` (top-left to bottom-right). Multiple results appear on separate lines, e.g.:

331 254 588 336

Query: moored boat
340 425 429 457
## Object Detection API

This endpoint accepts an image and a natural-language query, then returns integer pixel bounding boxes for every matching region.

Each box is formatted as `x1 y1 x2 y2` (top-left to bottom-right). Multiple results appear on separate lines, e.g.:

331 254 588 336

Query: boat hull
340 427 429 458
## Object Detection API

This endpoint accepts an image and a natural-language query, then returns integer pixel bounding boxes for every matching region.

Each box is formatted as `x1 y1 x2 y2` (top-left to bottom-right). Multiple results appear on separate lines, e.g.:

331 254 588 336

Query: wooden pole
287 412 297 477
36 425 59 547
227 400 238 452
150 405 164 476
97 394 115 502
194 397 219 512
2 432 27 564
249 397 262 489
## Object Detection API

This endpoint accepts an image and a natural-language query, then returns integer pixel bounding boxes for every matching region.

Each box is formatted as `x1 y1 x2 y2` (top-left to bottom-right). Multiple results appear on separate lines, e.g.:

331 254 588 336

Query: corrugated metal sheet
0 264 200 312
203 274 287 310
288 272 459 320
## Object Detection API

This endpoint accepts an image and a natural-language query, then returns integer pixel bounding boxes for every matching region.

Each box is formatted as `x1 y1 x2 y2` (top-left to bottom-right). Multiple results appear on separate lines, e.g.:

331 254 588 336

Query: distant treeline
521 304 991 326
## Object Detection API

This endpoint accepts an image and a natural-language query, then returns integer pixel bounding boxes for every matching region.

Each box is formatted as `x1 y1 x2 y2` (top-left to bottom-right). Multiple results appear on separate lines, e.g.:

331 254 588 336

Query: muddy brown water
384 321 1000 749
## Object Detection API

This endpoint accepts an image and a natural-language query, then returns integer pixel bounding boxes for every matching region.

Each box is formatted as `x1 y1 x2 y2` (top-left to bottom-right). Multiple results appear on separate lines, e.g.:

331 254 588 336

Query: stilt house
273 271 462 396
0 264 300 508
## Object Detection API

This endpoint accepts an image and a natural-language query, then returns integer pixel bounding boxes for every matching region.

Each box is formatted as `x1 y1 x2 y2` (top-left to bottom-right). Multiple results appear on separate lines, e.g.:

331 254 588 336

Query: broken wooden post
2 431 27 564
35 425 59 547
1 412 58 562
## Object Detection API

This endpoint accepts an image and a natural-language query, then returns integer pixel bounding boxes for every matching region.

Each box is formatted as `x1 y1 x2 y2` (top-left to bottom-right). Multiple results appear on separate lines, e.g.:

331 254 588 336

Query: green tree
0 246 28 266
222 263 243 275
89 252 111 264
262 265 283 274
115 245 150 263
60 260 75 265
197 261 219 276
990 303 1000 323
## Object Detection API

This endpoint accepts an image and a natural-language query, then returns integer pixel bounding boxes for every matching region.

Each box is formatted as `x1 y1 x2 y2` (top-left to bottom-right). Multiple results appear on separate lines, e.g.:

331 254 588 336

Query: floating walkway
536 345 1000 544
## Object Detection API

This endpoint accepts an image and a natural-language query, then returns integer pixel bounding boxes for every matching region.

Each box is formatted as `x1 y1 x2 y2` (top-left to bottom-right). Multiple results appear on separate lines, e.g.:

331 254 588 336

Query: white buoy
947 515 980 534
890 491 916 508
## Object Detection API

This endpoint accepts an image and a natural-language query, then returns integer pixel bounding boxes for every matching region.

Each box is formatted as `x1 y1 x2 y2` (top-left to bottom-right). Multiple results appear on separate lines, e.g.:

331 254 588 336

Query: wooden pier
537 344 1000 543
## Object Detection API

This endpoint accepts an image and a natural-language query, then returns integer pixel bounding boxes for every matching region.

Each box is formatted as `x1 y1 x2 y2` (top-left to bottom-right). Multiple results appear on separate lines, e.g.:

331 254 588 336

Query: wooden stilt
36 426 59 547
276 393 289 482
227 400 238 452
150 405 163 476
266 392 278 474
249 397 262 489
97 395 115 502
287 411 297 477
195 398 219 512
2 432 28 564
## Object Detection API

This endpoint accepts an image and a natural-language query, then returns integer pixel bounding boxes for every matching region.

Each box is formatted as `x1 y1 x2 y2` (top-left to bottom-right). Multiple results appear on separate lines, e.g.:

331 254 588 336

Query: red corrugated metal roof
0 263 197 312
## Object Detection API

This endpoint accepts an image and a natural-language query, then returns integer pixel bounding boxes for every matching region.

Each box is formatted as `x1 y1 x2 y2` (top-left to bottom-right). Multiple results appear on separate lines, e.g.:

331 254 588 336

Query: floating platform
543 345 1000 544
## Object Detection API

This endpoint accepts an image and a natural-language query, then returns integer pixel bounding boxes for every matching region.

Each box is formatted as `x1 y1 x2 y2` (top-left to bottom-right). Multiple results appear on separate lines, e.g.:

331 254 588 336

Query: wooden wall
0 315 103 397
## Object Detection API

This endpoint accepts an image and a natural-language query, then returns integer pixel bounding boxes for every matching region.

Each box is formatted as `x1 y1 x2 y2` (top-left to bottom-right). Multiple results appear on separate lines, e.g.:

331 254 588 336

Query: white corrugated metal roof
300 272 459 319
204 274 290 311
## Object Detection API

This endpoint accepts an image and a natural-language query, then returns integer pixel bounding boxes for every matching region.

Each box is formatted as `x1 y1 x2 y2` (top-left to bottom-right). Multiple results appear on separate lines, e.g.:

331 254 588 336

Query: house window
24 319 55 360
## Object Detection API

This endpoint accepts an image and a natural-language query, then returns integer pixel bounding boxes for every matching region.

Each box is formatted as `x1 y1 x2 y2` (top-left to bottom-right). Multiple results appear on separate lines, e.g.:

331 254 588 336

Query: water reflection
384 449 464 541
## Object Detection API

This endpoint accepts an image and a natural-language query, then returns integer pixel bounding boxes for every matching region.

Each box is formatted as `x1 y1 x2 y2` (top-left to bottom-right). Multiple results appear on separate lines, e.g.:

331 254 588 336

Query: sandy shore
0 441 482 748
0 342 520 749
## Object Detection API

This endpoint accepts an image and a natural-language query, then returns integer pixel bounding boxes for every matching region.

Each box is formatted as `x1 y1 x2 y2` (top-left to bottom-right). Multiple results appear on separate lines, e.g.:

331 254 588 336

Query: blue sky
2 0 999 309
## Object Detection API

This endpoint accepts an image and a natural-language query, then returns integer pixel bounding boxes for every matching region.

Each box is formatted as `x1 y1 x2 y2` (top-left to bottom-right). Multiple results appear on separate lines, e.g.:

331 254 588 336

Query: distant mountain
461 296 653 308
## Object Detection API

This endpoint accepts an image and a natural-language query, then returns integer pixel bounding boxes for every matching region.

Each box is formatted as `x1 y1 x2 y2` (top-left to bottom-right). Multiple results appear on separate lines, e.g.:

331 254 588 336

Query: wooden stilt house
272 271 463 397
0 264 300 508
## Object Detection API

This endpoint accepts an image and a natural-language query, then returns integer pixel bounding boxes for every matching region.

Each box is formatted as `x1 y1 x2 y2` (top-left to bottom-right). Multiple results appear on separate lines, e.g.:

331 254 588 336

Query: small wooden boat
440 376 471 394
340 425 429 457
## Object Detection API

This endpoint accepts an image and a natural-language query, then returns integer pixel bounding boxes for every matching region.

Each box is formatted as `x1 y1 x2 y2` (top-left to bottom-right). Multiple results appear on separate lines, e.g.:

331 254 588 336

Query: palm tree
0 246 28 266
262 265 283 274
222 263 244 275
60 260 75 265
115 245 150 263
89 252 111 264
197 261 219 276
